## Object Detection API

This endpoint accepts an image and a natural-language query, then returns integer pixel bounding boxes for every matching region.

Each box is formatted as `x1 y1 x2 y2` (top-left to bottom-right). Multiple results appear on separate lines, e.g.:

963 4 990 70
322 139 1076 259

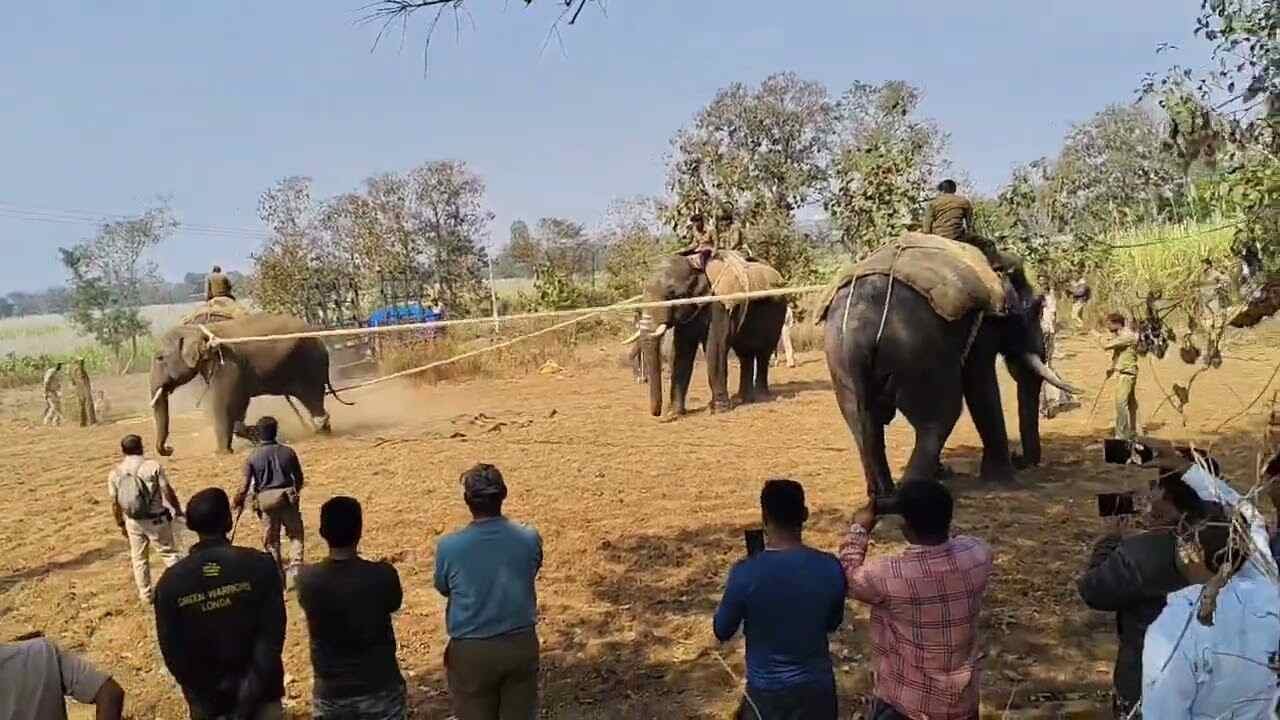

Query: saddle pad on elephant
704 250 784 311
816 232 1007 323
180 297 251 325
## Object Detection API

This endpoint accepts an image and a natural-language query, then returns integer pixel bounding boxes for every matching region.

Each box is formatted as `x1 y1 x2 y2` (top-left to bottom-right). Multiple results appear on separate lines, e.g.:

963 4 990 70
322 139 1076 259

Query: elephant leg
735 352 755 404
754 353 773 400
962 361 1016 483
215 393 250 454
296 392 331 434
706 309 732 412
831 369 893 499
668 333 699 416
899 379 963 483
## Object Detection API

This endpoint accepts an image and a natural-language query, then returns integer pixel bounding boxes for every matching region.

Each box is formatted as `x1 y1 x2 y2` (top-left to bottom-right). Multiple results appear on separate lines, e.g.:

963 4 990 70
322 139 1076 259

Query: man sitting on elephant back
205 265 234 302
922 180 974 242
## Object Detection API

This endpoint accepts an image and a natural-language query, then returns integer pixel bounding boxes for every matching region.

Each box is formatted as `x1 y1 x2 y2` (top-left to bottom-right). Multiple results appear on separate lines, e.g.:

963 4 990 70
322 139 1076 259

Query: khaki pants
446 629 539 720
776 324 796 368
1072 300 1087 327
125 516 182 603
42 392 62 425
261 502 304 584
1114 372 1138 441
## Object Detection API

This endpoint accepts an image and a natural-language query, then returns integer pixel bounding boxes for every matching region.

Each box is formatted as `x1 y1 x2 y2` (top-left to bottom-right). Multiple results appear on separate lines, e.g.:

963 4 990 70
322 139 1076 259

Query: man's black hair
464 494 504 517
212 265 222 273
120 434 144 456
257 415 279 442
1106 312 1126 327
1156 470 1208 521
319 496 363 548
937 179 958 194
898 480 953 541
186 487 233 535
1197 505 1247 575
761 478 808 532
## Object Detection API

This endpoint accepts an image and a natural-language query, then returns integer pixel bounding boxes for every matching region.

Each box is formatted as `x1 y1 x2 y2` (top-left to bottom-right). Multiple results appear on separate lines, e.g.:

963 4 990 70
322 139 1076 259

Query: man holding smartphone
713 479 846 719
1076 470 1206 718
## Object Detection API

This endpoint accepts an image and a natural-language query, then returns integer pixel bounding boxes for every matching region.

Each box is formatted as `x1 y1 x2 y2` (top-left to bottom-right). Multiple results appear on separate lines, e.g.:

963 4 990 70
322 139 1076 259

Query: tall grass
1089 219 1237 315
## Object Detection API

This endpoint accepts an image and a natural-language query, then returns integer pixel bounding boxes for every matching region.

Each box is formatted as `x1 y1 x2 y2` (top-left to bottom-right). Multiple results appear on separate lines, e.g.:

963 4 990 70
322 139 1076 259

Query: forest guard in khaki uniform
41 362 64 426
108 434 184 604
922 179 974 241
1103 312 1140 441
71 357 96 426
205 264 234 301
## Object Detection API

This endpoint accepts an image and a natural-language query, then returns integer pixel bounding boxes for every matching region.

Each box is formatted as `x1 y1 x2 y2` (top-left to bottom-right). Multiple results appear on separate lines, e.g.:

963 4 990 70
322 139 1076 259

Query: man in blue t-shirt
713 479 847 719
434 463 543 720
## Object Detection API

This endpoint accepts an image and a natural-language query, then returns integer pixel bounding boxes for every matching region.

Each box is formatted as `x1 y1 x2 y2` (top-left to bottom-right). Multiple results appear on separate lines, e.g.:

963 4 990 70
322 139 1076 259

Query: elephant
823 259 1080 498
624 254 788 417
150 313 351 455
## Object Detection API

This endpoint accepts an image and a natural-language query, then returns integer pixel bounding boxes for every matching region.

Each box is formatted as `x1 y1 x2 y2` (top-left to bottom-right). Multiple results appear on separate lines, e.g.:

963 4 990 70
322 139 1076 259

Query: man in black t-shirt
297 496 406 719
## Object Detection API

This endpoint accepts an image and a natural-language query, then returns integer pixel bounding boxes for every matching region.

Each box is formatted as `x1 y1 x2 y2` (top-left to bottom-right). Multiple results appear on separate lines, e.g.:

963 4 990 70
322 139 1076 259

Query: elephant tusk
1023 353 1083 395
649 323 668 337
621 330 643 345
149 387 165 407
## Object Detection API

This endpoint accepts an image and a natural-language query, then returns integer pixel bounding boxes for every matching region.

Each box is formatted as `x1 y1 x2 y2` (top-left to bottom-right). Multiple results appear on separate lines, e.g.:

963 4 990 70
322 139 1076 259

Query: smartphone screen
1097 492 1136 517
744 529 765 556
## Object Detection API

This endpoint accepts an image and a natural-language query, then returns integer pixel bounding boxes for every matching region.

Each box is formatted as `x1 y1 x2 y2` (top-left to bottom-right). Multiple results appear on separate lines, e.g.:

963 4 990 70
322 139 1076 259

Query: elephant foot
980 461 1017 484
658 411 683 424
1011 453 1039 470
709 399 732 414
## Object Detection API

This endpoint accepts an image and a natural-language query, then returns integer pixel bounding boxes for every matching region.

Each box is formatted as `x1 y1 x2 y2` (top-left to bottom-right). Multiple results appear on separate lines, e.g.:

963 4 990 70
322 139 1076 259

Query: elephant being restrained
821 234 1081 498
150 313 351 455
624 252 788 417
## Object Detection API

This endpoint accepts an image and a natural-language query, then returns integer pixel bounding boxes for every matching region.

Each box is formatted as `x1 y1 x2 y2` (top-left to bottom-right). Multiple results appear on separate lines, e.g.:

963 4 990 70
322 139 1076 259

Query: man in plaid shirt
839 481 993 720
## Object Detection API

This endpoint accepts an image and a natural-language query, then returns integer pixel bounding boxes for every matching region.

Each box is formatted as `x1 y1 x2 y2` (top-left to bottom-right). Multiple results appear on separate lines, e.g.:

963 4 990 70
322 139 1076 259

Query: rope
960 310 985 365
333 295 642 393
206 285 825 347
874 246 904 345
711 650 761 720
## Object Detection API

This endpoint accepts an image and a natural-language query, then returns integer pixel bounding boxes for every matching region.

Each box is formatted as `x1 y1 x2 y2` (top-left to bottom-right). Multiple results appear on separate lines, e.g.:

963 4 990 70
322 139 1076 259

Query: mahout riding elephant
823 249 1080 498
624 254 787 417
150 313 350 455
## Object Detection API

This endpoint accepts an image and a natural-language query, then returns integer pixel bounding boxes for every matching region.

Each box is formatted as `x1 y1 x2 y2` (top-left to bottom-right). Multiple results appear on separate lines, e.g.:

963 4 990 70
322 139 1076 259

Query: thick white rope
206 285 826 347
334 294 642 393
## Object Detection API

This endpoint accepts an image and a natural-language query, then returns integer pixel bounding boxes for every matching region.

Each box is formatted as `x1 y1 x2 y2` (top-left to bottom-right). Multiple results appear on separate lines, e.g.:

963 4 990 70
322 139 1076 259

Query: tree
0 296 13 319
252 176 320 319
59 205 177 363
1046 104 1184 232
824 81 950 256
409 160 494 311
1143 0 1280 274
600 196 678 298
666 72 835 237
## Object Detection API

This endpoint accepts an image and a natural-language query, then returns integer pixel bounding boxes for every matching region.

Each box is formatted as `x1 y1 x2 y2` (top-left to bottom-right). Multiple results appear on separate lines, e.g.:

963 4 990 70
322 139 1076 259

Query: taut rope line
205 286 826 347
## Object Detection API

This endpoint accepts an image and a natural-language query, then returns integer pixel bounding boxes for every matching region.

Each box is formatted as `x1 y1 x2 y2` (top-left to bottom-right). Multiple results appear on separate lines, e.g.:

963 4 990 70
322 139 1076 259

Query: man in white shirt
1141 464 1280 719
0 634 125 720
107 434 185 604
41 363 63 426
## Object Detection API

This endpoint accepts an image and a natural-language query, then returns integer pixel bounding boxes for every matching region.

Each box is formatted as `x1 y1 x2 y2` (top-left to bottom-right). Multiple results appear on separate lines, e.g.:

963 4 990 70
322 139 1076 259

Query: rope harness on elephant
960 310 985 366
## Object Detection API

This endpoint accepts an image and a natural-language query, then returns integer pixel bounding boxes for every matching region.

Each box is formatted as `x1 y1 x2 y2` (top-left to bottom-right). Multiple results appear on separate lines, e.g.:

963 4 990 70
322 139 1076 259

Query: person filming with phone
712 479 846 720
840 480 992 720
1076 469 1207 718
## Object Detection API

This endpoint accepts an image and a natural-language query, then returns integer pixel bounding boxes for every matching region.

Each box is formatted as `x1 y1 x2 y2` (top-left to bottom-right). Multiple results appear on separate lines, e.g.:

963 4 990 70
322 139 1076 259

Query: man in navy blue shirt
713 479 847 719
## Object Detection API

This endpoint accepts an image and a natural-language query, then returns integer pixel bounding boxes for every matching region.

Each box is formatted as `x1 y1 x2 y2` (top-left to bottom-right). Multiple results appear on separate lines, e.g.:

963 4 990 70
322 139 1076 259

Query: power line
0 201 272 241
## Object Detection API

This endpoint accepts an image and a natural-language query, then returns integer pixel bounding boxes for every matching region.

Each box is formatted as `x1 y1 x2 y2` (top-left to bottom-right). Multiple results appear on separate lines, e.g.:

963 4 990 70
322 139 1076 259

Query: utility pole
488 255 500 334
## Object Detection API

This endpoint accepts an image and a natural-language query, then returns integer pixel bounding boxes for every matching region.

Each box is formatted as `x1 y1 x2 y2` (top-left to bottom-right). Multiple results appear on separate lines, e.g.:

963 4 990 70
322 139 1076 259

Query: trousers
313 683 408 720
192 700 282 720
42 392 62 426
261 502 304 585
445 628 539 720
125 515 182 603
736 682 837 720
1114 372 1138 441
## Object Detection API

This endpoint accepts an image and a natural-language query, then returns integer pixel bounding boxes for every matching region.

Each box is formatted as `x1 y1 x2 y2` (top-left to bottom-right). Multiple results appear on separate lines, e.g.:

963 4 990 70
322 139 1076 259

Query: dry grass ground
1 320 1278 719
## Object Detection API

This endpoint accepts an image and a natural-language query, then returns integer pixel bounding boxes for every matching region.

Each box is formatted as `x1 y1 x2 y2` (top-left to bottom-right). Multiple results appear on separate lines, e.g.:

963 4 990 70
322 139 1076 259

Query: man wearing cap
434 463 543 720
206 265 234 302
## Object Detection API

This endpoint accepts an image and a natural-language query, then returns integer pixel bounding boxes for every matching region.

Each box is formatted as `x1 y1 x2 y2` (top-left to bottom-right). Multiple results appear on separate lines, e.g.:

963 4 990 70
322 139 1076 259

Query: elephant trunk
150 363 174 456
638 312 665 416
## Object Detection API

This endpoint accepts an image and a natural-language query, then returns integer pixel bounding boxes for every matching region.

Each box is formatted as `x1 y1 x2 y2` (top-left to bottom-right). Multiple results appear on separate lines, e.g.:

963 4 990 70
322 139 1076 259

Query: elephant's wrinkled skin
628 255 787 417
150 314 345 455
824 271 1079 498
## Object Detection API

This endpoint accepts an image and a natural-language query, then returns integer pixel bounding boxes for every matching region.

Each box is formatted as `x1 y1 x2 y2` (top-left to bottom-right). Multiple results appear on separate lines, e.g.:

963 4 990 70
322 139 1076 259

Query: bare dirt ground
2 325 1278 719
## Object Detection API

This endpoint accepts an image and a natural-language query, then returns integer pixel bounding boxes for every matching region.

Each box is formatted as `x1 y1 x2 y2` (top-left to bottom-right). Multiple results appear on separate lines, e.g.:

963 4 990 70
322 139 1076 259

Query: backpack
115 462 157 519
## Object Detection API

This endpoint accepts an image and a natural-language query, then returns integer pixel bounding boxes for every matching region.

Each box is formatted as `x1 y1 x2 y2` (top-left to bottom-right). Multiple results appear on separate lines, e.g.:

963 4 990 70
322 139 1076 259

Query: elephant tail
326 379 357 406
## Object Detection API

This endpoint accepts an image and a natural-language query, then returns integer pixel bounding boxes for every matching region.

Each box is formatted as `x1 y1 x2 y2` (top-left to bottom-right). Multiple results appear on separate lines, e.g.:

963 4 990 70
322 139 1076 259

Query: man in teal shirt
434 463 542 720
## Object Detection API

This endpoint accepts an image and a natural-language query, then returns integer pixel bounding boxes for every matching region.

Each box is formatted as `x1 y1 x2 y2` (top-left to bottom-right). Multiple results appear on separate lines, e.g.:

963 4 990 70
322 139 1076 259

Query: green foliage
825 81 949 256
58 205 175 359
0 336 162 388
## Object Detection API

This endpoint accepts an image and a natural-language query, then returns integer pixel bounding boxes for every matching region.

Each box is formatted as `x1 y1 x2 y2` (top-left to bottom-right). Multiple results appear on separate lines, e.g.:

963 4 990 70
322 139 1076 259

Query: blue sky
1 1 1208 293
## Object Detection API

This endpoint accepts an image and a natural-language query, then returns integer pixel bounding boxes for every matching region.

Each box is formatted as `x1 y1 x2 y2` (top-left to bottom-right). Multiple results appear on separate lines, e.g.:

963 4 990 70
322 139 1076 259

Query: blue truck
328 302 446 379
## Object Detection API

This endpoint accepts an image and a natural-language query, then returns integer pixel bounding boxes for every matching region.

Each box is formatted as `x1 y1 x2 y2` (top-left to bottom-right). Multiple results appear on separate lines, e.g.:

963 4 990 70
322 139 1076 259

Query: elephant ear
178 331 208 370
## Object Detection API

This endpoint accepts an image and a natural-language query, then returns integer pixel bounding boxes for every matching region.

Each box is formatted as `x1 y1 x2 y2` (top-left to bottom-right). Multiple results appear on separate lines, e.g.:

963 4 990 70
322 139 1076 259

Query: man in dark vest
206 265 234 301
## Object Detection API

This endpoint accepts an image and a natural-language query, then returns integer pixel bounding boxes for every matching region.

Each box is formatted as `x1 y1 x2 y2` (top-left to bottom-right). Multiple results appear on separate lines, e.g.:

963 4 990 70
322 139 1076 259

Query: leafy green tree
59 205 177 363
824 81 949 256
409 160 494 312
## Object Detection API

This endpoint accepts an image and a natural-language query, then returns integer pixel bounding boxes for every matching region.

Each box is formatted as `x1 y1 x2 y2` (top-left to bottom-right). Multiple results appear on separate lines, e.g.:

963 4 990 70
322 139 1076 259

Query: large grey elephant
625 254 788 417
150 314 350 455
823 256 1080 498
